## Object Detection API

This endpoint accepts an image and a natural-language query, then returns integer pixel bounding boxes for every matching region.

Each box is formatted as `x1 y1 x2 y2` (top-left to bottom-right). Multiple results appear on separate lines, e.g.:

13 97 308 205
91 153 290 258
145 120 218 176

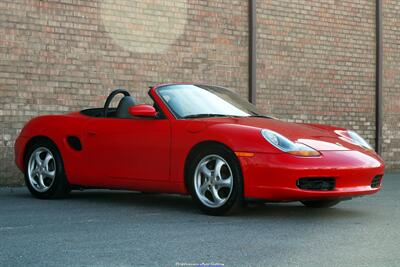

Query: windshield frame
155 84 262 120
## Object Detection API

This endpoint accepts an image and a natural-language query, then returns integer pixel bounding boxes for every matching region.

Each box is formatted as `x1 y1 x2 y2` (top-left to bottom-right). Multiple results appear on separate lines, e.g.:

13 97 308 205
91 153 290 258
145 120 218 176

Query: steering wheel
103 89 131 117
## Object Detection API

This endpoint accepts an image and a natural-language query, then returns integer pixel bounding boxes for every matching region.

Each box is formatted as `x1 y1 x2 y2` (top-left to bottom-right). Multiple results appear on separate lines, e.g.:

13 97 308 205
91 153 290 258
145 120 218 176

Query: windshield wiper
183 114 235 119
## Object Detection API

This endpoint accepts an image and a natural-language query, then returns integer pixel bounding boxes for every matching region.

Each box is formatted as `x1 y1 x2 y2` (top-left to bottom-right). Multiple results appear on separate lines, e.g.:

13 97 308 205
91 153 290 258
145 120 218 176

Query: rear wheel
301 199 340 208
24 139 70 199
187 145 243 216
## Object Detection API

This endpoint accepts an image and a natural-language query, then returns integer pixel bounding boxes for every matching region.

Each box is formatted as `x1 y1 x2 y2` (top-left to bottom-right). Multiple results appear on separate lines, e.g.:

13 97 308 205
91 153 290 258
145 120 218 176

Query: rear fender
16 114 89 184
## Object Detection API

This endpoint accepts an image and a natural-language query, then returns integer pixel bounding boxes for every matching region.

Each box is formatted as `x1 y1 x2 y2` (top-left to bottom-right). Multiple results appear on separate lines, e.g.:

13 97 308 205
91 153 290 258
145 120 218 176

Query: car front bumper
239 150 384 201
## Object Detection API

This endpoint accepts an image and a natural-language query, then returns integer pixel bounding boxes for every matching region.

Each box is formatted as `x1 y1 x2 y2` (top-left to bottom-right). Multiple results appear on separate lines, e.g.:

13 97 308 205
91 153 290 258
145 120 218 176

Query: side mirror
128 105 157 118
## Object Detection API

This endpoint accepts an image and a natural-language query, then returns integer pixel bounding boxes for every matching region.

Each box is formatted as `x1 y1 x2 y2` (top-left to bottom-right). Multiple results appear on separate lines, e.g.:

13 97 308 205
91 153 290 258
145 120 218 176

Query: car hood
205 117 356 151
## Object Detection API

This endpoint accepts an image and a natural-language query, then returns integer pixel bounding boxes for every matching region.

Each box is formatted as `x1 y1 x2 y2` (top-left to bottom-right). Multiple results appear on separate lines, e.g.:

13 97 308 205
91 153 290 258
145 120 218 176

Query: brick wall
0 0 399 185
256 0 376 146
0 0 249 185
383 0 400 170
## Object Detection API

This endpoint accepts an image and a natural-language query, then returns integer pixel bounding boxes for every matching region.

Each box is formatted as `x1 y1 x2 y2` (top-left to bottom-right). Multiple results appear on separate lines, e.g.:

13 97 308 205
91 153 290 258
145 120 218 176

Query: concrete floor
0 173 399 267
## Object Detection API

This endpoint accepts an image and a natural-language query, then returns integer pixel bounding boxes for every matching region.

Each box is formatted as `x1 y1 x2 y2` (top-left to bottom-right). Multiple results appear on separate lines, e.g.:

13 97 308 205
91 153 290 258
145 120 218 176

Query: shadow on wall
101 0 188 54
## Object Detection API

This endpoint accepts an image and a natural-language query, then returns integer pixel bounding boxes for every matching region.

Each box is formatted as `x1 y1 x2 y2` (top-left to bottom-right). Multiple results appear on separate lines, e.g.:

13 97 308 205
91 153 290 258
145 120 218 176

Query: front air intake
296 177 335 191
371 175 382 188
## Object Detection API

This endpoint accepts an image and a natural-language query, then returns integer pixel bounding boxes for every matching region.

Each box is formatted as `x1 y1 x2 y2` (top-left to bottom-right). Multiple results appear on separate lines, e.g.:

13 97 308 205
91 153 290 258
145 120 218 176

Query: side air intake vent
67 136 82 151
296 177 335 191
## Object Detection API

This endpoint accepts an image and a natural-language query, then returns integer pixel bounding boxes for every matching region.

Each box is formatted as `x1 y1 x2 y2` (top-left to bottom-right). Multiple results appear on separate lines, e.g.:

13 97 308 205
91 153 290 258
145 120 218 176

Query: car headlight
261 129 320 157
335 130 373 150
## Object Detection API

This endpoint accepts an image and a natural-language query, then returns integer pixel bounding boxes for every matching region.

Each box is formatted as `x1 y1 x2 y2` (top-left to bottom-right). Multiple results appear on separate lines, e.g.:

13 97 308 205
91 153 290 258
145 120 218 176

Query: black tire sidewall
24 139 69 199
187 145 244 215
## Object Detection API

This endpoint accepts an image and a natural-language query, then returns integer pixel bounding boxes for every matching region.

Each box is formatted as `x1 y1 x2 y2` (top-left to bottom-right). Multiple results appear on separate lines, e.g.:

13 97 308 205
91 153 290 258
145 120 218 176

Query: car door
83 117 170 187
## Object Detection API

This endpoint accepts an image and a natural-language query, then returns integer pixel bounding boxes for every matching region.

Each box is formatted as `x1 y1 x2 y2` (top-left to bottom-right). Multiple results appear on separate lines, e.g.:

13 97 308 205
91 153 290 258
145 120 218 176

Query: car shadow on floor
9 188 370 220
70 190 197 211
240 201 369 220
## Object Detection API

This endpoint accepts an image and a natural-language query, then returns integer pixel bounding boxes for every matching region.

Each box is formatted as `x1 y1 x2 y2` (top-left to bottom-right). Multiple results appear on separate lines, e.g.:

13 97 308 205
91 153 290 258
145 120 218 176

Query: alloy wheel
27 147 56 192
194 154 234 208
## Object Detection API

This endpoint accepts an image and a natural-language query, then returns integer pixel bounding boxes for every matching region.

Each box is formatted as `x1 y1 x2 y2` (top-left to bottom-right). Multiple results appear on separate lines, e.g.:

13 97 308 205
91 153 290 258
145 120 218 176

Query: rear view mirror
128 105 157 118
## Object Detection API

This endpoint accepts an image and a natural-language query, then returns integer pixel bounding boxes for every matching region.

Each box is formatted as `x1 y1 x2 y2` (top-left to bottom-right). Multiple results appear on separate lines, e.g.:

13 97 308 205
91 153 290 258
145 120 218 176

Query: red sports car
15 84 384 215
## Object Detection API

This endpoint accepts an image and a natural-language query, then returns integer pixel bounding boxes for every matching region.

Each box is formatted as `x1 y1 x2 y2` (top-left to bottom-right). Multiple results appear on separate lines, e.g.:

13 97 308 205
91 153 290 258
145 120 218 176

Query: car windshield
157 84 263 119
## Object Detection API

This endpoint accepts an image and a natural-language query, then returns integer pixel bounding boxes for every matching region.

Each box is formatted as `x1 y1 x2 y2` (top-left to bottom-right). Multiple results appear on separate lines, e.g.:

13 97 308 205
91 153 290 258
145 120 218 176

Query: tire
301 199 341 208
187 144 244 216
24 139 70 199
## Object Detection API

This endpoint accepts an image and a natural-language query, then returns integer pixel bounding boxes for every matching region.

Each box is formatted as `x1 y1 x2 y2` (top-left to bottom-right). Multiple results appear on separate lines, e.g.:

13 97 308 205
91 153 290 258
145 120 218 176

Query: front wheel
187 145 243 216
301 199 341 208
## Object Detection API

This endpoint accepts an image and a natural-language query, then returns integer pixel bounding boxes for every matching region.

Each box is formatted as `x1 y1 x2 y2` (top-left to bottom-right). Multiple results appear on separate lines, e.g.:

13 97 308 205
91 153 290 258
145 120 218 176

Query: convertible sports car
15 84 384 215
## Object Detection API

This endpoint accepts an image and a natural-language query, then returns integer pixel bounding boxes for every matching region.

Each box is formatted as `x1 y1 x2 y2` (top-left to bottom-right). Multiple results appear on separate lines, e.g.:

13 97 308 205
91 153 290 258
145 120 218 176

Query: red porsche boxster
15 84 384 215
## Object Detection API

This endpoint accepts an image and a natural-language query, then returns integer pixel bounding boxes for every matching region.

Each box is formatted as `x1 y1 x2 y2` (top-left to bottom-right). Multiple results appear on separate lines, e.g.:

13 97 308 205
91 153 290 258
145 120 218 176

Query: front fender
205 123 283 154
169 120 283 190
